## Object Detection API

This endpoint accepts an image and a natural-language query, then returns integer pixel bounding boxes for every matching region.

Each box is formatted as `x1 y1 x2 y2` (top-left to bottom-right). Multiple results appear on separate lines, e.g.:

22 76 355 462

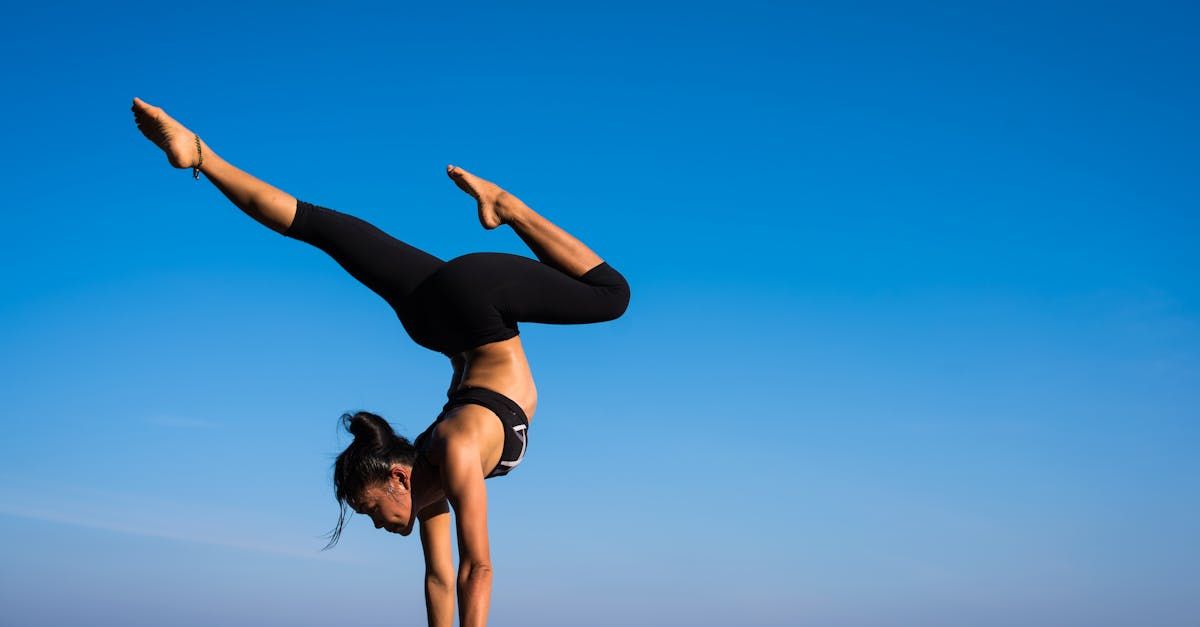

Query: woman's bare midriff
412 336 537 509
456 335 538 423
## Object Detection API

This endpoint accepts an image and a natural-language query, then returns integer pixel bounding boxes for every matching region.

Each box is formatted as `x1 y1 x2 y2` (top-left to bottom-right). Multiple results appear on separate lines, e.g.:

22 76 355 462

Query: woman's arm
418 500 455 627
440 440 493 627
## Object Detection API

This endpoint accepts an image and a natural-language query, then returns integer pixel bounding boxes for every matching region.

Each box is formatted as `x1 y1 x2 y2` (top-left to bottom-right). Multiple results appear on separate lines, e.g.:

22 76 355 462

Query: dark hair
322 410 416 550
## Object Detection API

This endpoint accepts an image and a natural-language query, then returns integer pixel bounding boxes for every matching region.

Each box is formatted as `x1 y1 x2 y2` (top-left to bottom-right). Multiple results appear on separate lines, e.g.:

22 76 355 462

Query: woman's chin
384 524 413 536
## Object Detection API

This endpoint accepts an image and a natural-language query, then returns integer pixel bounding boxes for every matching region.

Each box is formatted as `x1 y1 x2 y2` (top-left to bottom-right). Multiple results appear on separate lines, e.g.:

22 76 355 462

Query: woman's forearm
425 576 455 627
457 563 493 627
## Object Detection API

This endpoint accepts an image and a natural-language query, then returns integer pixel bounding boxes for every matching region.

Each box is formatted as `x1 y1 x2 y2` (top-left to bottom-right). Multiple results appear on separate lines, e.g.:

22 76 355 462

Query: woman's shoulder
413 405 478 452
413 418 441 452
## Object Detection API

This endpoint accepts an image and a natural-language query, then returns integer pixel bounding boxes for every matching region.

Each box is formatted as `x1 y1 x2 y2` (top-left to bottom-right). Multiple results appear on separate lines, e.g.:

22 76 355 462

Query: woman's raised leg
131 97 444 306
131 97 297 234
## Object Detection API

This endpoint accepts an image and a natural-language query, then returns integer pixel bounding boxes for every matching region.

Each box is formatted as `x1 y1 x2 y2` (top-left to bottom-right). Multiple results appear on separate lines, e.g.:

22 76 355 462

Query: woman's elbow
426 569 455 589
458 561 493 583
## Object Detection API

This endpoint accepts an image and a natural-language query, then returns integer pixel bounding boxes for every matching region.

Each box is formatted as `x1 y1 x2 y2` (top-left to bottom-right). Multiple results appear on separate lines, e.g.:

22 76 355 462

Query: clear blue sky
1 2 1197 626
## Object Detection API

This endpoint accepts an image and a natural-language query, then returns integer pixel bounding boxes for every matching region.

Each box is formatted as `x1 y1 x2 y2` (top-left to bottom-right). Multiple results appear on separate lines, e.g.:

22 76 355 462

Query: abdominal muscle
456 335 538 424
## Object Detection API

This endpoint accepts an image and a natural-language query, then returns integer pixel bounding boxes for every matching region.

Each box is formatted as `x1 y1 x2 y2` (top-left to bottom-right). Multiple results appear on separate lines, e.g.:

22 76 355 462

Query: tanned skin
132 97 609 627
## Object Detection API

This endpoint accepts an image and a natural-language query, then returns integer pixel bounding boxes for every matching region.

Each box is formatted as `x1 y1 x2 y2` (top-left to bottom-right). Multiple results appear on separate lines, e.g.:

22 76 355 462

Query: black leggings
282 199 630 357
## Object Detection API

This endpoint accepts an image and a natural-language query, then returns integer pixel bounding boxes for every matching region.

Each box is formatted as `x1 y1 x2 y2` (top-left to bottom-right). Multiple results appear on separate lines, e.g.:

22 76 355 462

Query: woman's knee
596 265 630 320
600 281 630 321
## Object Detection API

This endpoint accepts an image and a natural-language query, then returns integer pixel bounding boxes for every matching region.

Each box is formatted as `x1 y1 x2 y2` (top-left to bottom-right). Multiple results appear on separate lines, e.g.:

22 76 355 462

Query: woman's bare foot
131 97 204 170
446 165 526 230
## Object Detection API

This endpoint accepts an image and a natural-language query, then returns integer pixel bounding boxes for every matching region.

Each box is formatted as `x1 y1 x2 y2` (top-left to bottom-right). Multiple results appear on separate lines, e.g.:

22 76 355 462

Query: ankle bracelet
193 134 203 180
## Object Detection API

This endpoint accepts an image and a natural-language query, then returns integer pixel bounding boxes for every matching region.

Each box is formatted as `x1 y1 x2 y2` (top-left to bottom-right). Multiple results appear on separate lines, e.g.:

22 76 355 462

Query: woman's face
353 467 415 536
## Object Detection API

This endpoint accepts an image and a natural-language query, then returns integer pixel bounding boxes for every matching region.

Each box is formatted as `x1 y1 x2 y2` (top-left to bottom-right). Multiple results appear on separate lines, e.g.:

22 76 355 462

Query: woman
131 97 630 627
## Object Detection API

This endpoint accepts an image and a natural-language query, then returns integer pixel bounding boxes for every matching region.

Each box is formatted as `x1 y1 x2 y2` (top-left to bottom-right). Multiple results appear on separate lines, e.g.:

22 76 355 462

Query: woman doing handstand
131 97 630 627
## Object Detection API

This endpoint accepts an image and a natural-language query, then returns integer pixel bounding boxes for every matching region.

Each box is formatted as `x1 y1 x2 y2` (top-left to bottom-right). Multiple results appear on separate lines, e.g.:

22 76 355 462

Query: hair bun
342 411 395 445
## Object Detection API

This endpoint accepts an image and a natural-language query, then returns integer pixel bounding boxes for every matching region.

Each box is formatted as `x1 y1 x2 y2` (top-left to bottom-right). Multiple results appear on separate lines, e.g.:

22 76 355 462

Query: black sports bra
413 386 530 479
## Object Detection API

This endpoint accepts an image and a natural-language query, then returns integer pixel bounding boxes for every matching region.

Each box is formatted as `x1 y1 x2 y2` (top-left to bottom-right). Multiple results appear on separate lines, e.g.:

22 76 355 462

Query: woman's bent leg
447 166 605 278
497 255 630 324
433 253 628 336
442 167 630 330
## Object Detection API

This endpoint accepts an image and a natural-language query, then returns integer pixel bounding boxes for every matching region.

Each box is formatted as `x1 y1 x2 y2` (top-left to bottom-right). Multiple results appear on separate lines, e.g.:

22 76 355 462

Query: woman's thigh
283 199 444 308
429 252 629 326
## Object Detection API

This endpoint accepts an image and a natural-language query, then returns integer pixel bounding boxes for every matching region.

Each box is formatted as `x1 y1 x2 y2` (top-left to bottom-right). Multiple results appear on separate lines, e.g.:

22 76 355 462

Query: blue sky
1 1 1197 626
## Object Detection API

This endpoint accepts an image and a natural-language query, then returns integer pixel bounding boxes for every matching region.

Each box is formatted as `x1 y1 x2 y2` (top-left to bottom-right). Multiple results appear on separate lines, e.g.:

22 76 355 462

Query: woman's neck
409 453 445 512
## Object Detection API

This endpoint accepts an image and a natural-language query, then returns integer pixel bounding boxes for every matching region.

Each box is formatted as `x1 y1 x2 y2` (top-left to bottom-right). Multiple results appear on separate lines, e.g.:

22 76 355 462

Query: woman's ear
390 463 412 493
